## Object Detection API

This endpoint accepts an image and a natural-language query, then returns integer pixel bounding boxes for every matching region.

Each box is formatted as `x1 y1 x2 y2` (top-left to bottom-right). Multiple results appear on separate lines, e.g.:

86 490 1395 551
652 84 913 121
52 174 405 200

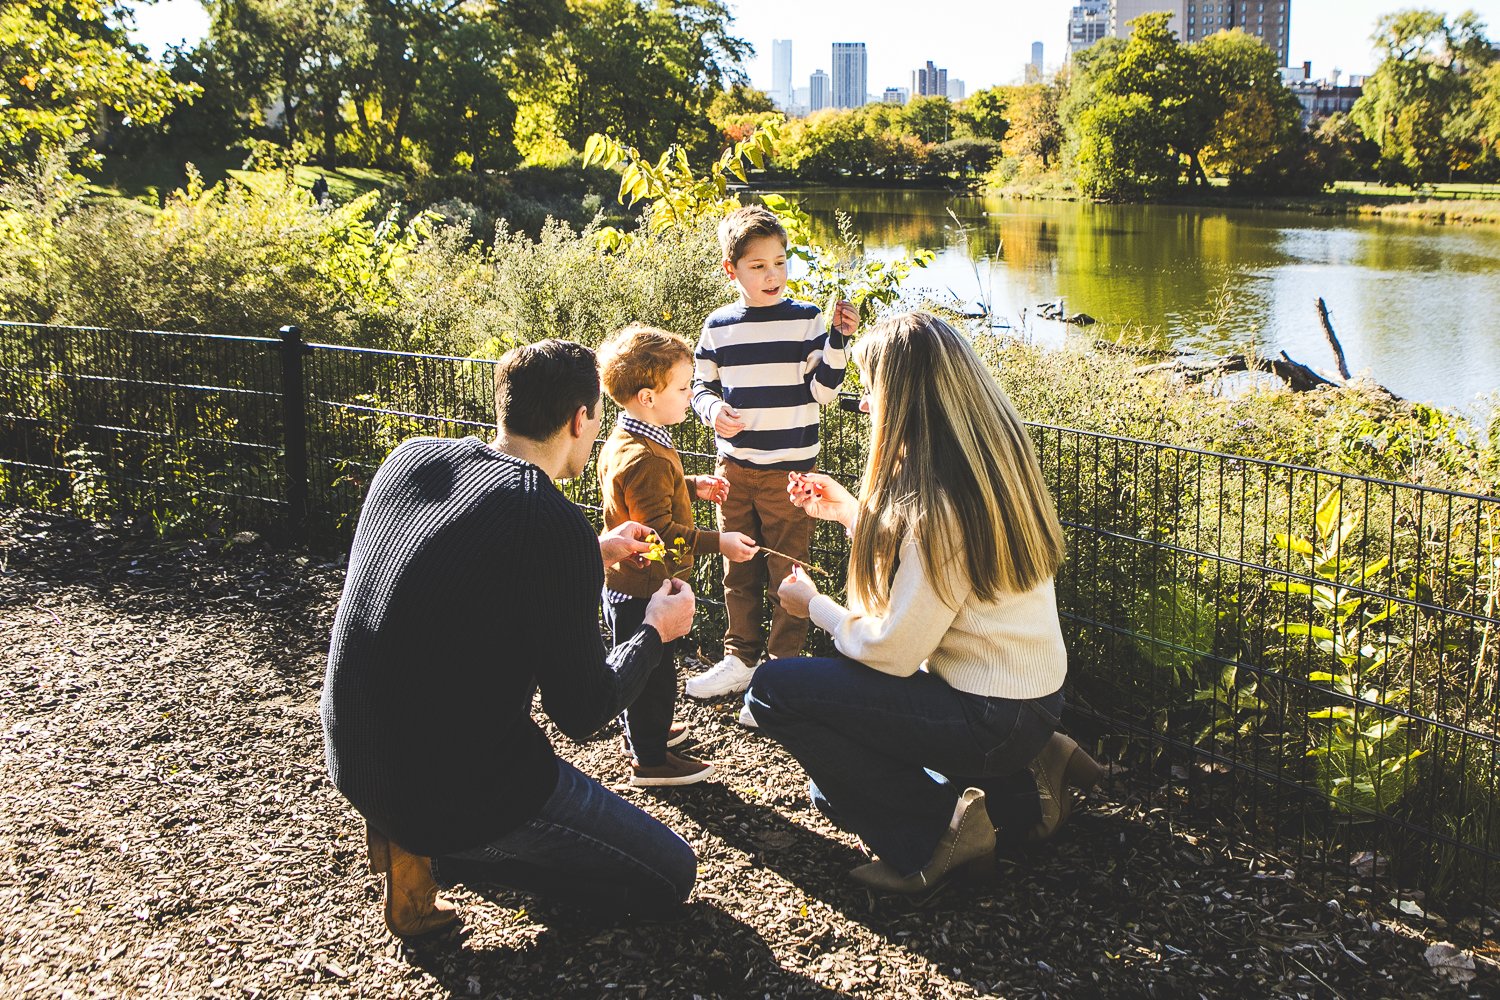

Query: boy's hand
719 531 759 562
830 300 858 339
712 402 746 438
777 565 818 618
693 475 730 504
599 521 655 568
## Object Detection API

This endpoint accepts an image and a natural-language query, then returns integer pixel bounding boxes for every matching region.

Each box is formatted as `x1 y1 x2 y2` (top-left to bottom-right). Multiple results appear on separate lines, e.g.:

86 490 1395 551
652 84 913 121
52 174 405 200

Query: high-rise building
1069 0 1110 55
809 70 831 112
912 60 948 99
831 42 868 108
1025 42 1044 82
947 78 965 100
882 87 905 104
1109 1 1291 67
1110 0 1184 39
771 39 793 108
1181 0 1292 66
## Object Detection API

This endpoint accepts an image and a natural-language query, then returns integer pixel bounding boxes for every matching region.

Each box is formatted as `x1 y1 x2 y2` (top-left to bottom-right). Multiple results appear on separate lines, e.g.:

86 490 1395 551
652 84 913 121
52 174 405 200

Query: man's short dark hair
493 339 600 440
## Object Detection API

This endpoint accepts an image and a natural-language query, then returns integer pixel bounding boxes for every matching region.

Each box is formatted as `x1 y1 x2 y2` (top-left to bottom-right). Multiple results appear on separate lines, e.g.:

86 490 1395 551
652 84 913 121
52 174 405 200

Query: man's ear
570 405 591 438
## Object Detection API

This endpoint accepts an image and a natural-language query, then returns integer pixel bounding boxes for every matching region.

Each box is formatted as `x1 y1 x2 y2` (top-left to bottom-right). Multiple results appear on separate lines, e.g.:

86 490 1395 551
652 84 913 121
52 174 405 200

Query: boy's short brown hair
718 205 788 265
597 324 694 405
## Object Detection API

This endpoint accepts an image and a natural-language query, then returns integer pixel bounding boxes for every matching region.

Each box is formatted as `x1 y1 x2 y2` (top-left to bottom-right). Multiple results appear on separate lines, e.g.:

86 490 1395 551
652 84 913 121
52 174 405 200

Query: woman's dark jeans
746 656 1061 876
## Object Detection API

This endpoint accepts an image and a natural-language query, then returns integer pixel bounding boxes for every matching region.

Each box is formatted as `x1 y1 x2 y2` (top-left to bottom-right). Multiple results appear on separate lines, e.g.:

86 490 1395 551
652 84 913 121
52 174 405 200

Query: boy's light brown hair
718 205 788 265
597 324 694 405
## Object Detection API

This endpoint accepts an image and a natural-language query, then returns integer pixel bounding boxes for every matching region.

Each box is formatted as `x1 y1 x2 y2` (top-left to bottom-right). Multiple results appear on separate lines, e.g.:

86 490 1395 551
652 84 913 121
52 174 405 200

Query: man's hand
712 401 746 438
830 299 859 339
777 565 818 618
693 475 730 504
642 578 696 642
599 521 654 568
719 531 759 563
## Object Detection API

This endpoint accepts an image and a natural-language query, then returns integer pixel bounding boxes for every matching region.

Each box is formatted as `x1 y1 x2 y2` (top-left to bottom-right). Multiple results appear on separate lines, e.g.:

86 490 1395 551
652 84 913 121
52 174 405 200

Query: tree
1073 91 1177 199
0 0 197 171
515 0 747 158
707 84 776 144
1002 83 1063 169
901 96 953 145
1351 9 1494 184
927 137 1001 177
1196 28 1306 187
954 87 1012 142
1311 112 1379 180
203 0 366 158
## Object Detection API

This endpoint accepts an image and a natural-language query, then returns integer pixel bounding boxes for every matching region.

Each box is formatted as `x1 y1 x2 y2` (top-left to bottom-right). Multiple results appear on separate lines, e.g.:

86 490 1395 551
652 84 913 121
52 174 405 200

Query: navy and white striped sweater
691 299 847 471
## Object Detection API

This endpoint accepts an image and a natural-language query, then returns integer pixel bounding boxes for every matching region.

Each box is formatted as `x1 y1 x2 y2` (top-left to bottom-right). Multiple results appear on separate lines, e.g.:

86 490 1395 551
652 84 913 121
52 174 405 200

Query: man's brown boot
365 822 459 938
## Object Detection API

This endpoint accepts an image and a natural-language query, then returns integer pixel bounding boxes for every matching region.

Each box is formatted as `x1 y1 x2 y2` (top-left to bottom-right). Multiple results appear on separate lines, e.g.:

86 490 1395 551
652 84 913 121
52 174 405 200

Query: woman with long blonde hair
745 311 1101 894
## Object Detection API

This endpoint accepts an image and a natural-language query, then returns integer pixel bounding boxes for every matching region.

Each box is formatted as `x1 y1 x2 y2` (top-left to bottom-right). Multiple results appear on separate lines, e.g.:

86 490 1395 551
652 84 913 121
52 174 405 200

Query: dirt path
0 510 1488 998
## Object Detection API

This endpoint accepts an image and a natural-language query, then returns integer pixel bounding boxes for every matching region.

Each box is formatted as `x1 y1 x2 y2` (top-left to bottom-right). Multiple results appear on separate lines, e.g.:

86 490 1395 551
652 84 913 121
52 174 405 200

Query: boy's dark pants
716 457 812 664
604 596 677 766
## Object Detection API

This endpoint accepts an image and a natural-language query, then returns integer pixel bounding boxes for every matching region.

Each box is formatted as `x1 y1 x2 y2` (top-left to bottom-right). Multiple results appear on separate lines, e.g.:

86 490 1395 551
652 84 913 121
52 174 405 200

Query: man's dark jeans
438 758 695 917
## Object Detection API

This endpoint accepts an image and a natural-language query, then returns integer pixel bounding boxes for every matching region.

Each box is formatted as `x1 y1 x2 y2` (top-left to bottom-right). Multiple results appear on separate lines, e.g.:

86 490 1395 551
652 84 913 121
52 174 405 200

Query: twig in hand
756 545 831 577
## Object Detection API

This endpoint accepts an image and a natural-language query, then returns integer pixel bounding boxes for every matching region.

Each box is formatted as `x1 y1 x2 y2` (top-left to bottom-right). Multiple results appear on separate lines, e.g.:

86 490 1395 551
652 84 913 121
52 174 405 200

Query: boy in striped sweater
685 206 859 708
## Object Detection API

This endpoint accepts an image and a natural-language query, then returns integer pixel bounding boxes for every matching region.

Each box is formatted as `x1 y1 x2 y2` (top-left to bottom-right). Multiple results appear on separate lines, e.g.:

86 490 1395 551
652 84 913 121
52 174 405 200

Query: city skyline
129 0 1500 95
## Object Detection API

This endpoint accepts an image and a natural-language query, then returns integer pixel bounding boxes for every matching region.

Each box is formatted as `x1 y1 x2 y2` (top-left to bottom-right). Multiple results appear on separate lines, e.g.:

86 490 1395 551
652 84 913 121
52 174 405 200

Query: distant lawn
87 153 403 210
1331 180 1500 201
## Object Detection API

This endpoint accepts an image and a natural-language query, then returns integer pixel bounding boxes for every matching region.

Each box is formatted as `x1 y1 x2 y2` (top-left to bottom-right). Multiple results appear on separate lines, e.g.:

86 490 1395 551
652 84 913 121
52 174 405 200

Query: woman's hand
777 565 819 618
787 472 857 528
599 521 654 568
692 475 730 504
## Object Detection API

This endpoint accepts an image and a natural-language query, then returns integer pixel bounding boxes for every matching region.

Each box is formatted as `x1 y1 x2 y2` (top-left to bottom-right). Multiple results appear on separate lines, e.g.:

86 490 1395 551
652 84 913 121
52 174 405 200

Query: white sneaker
685 654 756 700
738 703 759 729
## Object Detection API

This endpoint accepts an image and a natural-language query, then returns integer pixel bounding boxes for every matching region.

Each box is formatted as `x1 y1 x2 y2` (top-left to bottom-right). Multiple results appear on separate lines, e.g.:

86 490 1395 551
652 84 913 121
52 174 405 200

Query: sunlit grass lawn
85 153 403 210
1331 180 1500 201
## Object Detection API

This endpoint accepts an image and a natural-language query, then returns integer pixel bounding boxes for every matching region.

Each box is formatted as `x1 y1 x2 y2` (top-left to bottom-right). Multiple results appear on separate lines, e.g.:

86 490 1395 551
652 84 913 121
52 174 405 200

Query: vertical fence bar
280 325 309 544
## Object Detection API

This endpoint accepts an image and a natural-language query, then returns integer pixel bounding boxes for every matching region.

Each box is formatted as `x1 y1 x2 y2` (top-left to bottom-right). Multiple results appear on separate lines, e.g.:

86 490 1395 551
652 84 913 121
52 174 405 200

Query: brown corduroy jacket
599 427 720 598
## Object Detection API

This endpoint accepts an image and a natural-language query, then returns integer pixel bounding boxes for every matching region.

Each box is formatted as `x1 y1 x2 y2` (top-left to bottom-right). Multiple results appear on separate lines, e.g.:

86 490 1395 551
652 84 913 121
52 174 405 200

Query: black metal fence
4 321 1498 917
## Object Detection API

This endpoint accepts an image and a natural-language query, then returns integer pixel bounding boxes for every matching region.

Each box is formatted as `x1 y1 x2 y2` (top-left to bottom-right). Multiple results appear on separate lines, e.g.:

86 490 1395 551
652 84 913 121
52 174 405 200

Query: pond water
783 188 1500 412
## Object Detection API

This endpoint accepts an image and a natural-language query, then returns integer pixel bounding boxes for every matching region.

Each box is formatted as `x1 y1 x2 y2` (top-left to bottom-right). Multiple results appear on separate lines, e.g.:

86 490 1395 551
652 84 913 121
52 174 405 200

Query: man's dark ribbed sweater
320 436 664 857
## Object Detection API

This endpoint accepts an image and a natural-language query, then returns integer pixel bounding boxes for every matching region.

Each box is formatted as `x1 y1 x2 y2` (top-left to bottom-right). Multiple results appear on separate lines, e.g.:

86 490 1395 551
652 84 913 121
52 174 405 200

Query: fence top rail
1029 421 1500 507
2 320 282 347
304 340 501 366
11 321 1494 506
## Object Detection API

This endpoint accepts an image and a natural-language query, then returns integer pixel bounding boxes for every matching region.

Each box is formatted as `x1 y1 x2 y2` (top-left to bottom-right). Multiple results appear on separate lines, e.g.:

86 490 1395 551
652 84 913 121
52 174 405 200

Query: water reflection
778 189 1500 410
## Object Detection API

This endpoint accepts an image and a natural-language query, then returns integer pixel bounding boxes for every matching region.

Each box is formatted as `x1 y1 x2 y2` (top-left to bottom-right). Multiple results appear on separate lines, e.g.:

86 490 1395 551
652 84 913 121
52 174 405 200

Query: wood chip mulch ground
2 509 1495 999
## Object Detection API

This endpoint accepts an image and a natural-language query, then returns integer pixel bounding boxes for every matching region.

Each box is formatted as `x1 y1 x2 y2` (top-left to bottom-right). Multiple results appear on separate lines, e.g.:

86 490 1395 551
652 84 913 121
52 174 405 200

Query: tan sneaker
619 721 690 755
630 751 716 787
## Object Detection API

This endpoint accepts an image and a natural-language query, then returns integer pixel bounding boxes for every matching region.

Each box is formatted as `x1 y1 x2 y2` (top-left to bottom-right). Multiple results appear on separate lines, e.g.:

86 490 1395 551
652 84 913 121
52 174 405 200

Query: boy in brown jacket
597 324 760 785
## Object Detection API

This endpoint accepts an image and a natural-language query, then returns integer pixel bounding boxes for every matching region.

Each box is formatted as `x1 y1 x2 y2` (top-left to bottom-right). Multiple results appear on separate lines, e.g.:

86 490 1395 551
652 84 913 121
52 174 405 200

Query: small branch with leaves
756 545 831 577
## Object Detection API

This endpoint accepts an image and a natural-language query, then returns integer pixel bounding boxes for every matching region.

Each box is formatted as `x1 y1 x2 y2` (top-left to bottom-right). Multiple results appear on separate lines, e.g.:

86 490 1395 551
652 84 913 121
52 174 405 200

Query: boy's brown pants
716 457 812 664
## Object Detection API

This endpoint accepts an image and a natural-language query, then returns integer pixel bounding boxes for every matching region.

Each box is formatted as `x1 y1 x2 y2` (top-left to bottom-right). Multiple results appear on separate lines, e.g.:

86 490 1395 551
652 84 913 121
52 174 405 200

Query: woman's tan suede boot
365 821 459 938
850 787 996 895
1027 732 1105 844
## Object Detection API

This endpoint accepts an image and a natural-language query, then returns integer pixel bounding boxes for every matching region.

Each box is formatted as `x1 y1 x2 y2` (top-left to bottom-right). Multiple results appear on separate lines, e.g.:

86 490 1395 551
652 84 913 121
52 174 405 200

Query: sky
130 0 1500 91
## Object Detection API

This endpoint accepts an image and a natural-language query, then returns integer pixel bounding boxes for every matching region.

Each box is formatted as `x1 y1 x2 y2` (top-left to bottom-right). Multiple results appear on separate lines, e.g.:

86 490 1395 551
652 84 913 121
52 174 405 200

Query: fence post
279 325 309 543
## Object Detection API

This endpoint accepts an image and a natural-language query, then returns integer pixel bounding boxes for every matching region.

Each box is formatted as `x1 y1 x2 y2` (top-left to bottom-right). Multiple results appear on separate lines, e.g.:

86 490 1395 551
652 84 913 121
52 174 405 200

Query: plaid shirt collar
618 413 675 451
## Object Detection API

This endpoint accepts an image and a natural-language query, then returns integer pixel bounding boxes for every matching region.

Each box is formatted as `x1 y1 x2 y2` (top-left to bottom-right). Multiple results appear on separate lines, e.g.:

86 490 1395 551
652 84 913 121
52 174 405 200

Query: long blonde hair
847 312 1065 613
